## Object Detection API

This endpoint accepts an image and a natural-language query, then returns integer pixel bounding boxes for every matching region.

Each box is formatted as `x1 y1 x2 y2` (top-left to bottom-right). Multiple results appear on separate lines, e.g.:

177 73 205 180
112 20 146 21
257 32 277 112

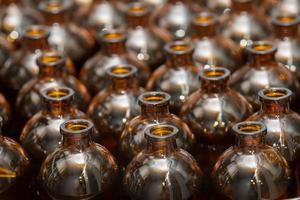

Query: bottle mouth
193 12 216 26
145 124 178 140
272 15 300 27
100 30 126 43
199 67 230 81
41 86 74 102
258 87 292 101
247 41 277 55
23 25 50 40
39 1 72 14
138 91 170 106
165 41 194 55
37 52 66 67
127 2 150 16
107 64 137 78
61 119 94 135
233 121 266 136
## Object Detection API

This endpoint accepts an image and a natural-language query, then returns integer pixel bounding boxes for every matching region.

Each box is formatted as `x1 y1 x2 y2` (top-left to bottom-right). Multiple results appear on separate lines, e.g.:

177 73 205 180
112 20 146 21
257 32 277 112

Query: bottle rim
233 121 266 136
100 30 127 43
106 64 137 78
41 86 74 102
258 87 292 101
39 0 72 14
247 41 277 55
199 67 231 81
138 91 170 106
37 51 66 68
165 41 194 56
192 12 216 27
272 15 300 27
60 119 94 135
22 25 50 40
127 2 151 17
145 124 178 140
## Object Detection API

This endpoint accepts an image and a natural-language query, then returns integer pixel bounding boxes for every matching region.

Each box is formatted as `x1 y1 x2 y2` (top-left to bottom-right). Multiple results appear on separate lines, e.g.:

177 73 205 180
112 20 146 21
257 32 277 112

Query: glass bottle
146 41 200 114
180 67 253 171
39 0 95 65
192 12 243 72
80 29 150 95
123 124 203 200
220 0 270 49
39 119 119 199
119 91 195 166
0 117 30 199
212 121 291 199
75 0 125 39
230 41 300 109
0 0 41 48
126 2 165 70
20 86 86 165
202 0 232 16
0 25 76 94
261 0 300 21
16 51 91 120
150 0 196 41
88 64 144 154
271 15 300 79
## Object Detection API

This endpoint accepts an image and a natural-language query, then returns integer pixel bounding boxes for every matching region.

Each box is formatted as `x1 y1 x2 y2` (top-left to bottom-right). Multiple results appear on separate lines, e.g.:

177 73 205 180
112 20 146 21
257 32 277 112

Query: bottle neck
236 134 264 153
200 68 231 93
147 138 176 155
110 77 136 92
250 52 276 68
141 104 169 117
45 101 72 116
192 14 217 39
103 40 126 55
232 0 252 13
62 132 91 149
40 1 72 26
23 37 49 53
274 23 298 39
166 51 193 68
38 65 65 77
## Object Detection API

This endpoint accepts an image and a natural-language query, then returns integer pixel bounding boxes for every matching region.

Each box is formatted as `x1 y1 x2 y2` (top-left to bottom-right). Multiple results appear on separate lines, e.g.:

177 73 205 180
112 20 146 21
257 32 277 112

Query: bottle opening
24 25 49 39
273 15 300 26
253 44 273 51
38 52 65 67
166 41 193 55
138 91 170 106
101 31 126 42
200 67 230 81
107 64 137 78
233 121 266 136
46 2 64 11
258 87 292 101
277 16 297 23
61 119 93 134
128 3 149 15
248 41 276 54
193 13 215 26
41 87 74 101
145 124 178 139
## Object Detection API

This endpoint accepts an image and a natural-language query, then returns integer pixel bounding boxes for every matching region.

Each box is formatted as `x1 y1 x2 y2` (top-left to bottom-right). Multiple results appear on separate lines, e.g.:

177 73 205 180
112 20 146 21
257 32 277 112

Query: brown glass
230 41 300 109
80 29 150 95
39 0 95 65
16 52 91 120
88 64 144 153
202 0 232 15
119 91 196 166
75 0 125 39
0 0 41 48
0 92 10 126
271 15 300 80
39 119 118 199
220 0 270 49
0 117 30 199
192 12 243 72
20 87 86 164
0 33 12 73
180 67 253 171
123 124 203 200
146 41 200 114
212 121 291 199
126 2 165 70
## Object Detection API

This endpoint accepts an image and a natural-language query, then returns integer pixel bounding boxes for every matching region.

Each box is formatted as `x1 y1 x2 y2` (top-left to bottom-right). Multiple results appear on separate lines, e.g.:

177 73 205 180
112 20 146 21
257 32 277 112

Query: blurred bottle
220 0 270 50
261 0 299 21
123 124 203 200
39 0 95 65
146 41 200 114
0 117 30 200
39 119 118 199
20 86 86 165
271 15 300 80
192 12 243 72
0 0 41 48
0 25 76 96
180 67 252 172
230 41 300 109
88 64 144 154
80 29 150 95
75 0 125 39
16 51 91 120
202 0 232 16
119 91 195 166
212 121 291 199
126 2 165 70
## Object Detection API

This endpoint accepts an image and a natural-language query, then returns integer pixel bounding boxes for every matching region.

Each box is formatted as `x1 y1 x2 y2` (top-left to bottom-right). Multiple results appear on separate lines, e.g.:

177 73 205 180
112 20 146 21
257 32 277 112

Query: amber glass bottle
0 117 30 200
20 86 86 165
192 12 243 72
230 41 300 109
16 52 91 120
0 0 41 48
147 41 200 114
261 0 300 20
180 67 253 172
123 124 203 200
126 2 165 70
119 91 195 166
212 121 291 199
75 0 125 38
271 15 300 79
220 0 270 49
39 119 118 199
39 0 95 65
80 29 150 95
88 64 144 154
